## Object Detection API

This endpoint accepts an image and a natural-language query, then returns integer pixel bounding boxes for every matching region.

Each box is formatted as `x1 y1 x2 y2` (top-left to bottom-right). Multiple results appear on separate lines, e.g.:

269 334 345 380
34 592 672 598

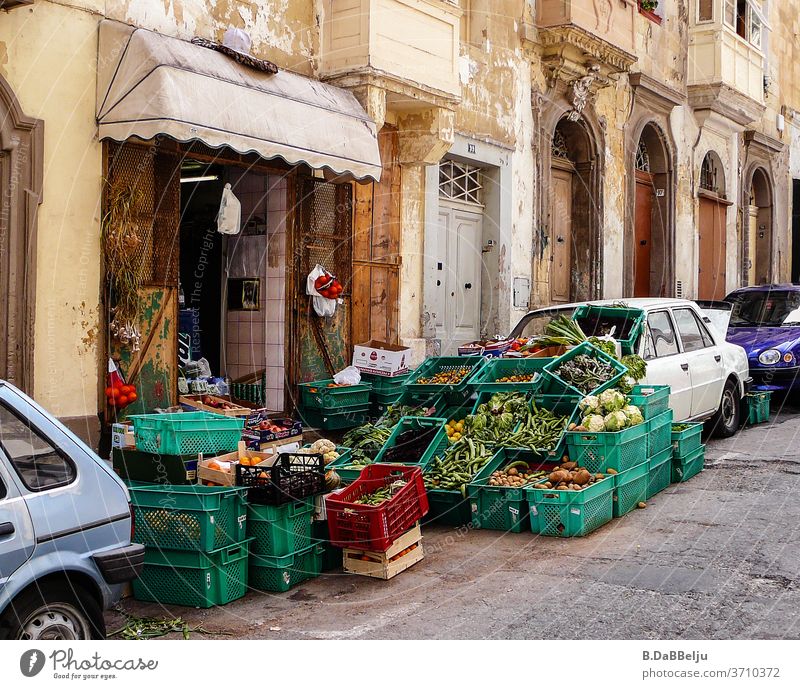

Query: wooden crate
179 394 251 417
197 441 277 486
342 523 424 580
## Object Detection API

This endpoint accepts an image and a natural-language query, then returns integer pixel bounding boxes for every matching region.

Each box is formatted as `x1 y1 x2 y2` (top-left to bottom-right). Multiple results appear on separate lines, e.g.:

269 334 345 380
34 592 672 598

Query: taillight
129 502 135 541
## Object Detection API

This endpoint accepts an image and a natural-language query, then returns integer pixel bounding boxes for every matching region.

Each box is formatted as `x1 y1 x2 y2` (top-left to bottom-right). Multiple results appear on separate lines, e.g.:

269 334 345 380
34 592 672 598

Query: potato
549 469 569 484
573 469 591 486
561 461 577 470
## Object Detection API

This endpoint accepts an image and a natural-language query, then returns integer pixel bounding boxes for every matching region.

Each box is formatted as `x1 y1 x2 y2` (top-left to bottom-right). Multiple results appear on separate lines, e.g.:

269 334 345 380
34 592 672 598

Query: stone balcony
533 0 638 82
319 0 461 109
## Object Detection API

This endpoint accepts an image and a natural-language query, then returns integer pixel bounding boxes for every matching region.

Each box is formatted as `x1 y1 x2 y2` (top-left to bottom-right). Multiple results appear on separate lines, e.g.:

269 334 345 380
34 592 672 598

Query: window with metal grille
438 160 483 205
551 129 570 160
636 140 651 172
700 153 720 195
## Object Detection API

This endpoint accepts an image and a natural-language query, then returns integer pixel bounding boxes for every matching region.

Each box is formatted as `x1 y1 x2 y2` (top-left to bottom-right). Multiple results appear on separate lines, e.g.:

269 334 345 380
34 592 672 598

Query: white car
508 298 751 437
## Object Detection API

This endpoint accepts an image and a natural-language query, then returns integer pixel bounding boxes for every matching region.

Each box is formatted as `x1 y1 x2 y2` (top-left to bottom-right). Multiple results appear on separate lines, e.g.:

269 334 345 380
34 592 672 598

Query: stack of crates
361 370 413 419
128 483 252 608
297 378 372 430
631 385 674 501
247 496 324 592
671 422 705 483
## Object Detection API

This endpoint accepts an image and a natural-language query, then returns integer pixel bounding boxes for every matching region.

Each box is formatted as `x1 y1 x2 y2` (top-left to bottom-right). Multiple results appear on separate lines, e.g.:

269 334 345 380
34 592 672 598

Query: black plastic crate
236 452 326 506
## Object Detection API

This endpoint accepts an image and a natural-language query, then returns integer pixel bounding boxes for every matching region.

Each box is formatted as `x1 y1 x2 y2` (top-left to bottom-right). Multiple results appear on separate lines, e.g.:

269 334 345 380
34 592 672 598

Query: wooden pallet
179 394 251 417
343 524 424 580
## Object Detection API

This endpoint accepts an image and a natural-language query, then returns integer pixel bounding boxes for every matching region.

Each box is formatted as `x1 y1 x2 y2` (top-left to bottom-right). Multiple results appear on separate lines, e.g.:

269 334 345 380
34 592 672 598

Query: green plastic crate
671 422 704 458
747 391 771 425
249 544 324 592
526 475 614 537
540 341 626 398
647 409 674 456
132 539 251 608
424 488 472 526
612 461 649 518
628 384 671 420
467 448 558 532
646 446 673 499
246 498 315 559
361 370 414 394
373 416 448 468
112 448 198 485
128 412 245 455
299 379 372 410
371 389 405 406
128 482 248 552
300 405 370 430
471 357 548 392
565 422 648 474
327 452 375 484
312 520 342 572
672 444 705 482
405 356 488 396
573 304 646 355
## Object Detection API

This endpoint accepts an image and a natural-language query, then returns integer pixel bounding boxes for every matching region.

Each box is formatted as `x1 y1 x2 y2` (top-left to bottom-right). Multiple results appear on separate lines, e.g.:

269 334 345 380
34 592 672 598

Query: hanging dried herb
102 180 144 349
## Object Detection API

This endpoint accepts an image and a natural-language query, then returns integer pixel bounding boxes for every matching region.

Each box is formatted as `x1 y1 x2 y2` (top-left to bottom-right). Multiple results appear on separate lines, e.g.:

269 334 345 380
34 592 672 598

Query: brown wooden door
634 172 653 296
698 194 728 300
550 168 573 303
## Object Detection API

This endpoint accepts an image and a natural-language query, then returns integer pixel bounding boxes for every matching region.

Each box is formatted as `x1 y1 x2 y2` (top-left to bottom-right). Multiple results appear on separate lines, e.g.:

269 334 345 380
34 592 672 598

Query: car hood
726 326 800 356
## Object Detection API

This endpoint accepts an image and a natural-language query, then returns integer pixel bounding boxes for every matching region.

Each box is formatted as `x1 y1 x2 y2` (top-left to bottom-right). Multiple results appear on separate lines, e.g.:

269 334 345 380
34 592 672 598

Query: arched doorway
549 118 599 304
633 124 672 297
697 151 730 300
745 167 773 285
0 76 43 392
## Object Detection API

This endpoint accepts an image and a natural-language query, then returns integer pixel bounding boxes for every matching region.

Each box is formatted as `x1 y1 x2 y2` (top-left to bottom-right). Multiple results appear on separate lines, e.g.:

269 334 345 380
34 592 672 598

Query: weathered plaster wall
106 0 318 74
0 1 103 418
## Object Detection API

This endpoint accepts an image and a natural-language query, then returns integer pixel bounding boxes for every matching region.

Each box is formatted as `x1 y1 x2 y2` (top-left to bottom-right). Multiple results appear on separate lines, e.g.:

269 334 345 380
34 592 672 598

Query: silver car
0 381 143 640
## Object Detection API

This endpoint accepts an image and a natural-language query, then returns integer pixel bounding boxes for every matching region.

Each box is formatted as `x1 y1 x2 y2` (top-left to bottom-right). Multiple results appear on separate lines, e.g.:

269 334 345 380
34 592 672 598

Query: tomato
104 386 113 397
128 392 137 402
121 385 134 395
117 395 129 406
107 396 118 407
110 387 121 398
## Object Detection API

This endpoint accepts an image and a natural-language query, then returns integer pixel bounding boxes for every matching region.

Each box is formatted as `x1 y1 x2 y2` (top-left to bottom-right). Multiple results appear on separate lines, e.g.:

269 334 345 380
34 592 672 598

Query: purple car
724 284 800 393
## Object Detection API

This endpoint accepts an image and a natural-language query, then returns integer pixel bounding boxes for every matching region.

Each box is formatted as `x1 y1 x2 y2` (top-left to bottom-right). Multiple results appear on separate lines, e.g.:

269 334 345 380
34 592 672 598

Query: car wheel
705 379 740 438
0 583 105 640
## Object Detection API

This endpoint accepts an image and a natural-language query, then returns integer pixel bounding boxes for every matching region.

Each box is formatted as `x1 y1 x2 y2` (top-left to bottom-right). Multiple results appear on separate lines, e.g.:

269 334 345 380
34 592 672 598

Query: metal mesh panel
106 142 180 286
298 178 353 288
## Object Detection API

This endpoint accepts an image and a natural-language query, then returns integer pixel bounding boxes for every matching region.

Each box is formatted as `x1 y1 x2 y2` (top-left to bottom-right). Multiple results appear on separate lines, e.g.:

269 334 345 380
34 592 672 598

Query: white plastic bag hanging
306 263 340 317
217 183 241 235
333 366 361 386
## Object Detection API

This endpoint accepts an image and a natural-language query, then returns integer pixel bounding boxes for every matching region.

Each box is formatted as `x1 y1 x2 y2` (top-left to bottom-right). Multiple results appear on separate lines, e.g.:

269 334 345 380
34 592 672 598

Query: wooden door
550 168 573 303
747 205 758 285
634 173 654 296
698 194 727 300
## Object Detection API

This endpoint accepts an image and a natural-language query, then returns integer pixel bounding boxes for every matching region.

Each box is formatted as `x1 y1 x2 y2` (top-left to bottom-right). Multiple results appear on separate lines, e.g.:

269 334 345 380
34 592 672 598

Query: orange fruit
207 461 221 471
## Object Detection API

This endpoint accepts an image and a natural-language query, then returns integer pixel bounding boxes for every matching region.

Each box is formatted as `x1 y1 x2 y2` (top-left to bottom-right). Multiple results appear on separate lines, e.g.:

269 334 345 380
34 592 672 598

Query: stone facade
1 0 799 434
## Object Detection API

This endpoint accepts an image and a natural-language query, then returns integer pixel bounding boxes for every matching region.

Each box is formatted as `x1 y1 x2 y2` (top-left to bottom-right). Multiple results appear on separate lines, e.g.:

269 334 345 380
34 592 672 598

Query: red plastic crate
325 464 429 552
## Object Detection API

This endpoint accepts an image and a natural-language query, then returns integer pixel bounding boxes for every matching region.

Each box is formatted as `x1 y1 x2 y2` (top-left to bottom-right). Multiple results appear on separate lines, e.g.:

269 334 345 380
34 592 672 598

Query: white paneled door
434 203 483 354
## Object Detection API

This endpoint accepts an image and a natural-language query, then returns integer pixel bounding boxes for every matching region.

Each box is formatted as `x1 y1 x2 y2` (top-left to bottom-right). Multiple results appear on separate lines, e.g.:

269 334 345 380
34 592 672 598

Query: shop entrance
793 180 800 282
747 167 773 285
434 161 484 354
178 159 289 412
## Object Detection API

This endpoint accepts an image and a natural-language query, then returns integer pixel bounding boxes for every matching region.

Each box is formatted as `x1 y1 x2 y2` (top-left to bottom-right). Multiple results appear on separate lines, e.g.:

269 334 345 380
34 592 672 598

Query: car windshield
511 307 576 338
728 290 800 327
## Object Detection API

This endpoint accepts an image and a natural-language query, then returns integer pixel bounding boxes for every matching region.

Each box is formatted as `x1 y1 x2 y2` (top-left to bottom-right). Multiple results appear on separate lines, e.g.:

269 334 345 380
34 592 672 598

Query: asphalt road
111 400 800 640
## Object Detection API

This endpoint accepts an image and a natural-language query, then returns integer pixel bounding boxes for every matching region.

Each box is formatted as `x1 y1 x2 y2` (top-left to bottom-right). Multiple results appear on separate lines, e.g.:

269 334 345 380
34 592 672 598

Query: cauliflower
579 395 601 413
599 389 626 413
310 438 336 454
582 414 606 432
622 404 644 427
604 410 628 432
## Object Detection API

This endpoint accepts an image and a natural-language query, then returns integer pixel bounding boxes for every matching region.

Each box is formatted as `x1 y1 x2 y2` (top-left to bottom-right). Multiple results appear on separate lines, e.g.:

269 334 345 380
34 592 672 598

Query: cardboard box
197 441 276 486
242 411 303 450
111 423 135 450
352 340 411 376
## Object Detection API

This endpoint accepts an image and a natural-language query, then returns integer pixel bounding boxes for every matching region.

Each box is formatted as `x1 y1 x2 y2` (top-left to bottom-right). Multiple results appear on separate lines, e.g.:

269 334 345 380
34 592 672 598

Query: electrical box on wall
513 277 530 310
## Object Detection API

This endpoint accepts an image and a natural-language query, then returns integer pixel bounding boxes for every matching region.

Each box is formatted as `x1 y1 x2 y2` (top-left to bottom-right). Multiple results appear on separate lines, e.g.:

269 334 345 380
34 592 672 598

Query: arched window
635 140 651 172
551 129 570 160
700 152 724 197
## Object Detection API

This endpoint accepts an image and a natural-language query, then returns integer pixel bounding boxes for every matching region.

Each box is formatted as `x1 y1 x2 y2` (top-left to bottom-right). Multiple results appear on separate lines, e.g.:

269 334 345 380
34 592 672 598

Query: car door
672 306 725 417
640 309 693 421
0 457 35 585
